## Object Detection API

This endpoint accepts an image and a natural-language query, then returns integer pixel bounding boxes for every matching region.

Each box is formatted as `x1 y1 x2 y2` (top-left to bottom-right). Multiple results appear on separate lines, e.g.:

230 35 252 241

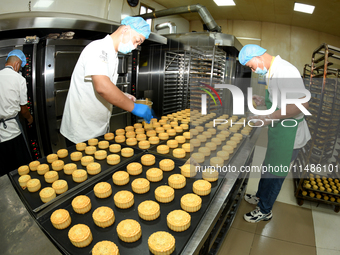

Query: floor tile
247 145 312 210
246 145 265 195
250 235 316 255
311 201 340 215
217 227 254 255
255 202 316 246
251 145 266 168
316 248 340 255
231 200 258 234
255 128 268 147
276 177 312 209
245 175 260 196
312 206 340 250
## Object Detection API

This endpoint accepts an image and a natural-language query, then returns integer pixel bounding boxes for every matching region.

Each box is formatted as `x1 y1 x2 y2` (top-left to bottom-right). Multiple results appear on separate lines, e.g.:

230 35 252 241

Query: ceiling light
294 3 315 14
213 0 236 6
236 37 261 41
33 0 53 8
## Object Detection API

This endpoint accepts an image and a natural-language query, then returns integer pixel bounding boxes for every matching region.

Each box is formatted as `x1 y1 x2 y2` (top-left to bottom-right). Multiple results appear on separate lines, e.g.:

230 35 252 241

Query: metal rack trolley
293 148 340 213
303 44 340 165
294 44 340 211
163 45 226 115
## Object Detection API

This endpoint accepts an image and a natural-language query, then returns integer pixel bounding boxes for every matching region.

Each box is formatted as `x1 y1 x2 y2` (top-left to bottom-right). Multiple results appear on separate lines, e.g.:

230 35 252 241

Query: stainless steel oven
35 39 91 154
35 40 149 155
0 13 167 157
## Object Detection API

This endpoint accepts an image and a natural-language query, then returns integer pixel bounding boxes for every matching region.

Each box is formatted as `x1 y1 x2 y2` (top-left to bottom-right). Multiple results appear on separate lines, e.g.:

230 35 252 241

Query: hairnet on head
238 44 267 66
6 49 27 67
121 16 151 39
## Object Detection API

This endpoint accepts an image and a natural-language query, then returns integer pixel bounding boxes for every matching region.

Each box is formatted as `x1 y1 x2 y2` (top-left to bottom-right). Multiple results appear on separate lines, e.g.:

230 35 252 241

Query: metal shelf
304 44 340 165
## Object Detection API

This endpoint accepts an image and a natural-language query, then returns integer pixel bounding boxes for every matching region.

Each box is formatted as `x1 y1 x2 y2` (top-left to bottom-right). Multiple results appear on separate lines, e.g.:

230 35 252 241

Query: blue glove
131 103 152 123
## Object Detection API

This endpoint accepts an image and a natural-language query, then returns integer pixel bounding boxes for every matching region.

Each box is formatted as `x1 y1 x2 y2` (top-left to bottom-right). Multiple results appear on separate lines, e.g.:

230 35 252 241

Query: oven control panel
22 45 41 160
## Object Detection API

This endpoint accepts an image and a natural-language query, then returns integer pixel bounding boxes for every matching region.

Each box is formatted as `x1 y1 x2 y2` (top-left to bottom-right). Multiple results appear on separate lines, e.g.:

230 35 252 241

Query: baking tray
148 139 191 162
191 133 248 171
9 141 144 215
300 172 340 197
37 152 224 255
296 190 340 208
102 135 145 151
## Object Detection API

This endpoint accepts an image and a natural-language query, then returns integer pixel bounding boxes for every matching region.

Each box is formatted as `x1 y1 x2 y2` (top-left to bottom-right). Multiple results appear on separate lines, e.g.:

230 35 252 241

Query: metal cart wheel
334 206 340 213
297 198 304 206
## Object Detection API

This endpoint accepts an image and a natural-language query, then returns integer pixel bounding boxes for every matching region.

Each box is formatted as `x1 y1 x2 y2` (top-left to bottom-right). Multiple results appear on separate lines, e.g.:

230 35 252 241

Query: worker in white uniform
238 45 311 223
61 16 152 145
0 50 33 176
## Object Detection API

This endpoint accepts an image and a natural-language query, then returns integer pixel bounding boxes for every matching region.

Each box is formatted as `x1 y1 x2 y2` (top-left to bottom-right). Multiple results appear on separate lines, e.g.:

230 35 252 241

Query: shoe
244 207 272 223
244 194 260 205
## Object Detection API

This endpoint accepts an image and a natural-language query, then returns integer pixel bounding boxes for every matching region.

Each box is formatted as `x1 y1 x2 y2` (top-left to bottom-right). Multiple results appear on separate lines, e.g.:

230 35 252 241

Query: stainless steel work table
0 174 62 255
182 128 261 255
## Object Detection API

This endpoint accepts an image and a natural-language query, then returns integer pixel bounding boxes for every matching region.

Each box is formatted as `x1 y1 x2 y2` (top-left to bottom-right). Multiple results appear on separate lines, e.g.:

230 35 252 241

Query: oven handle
54 89 69 96
55 51 82 56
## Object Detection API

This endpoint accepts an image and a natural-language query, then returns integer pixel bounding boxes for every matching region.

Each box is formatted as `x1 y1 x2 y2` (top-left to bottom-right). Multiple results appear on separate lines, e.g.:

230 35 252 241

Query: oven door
36 39 91 154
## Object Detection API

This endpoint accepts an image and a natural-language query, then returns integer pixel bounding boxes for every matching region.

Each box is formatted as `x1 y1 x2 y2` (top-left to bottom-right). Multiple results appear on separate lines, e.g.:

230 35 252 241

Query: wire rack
303 43 340 165
303 64 311 90
163 51 190 115
163 46 226 115
188 46 226 113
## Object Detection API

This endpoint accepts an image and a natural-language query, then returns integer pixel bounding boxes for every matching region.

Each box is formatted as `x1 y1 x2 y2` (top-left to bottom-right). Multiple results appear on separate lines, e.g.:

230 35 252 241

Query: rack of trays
303 43 340 165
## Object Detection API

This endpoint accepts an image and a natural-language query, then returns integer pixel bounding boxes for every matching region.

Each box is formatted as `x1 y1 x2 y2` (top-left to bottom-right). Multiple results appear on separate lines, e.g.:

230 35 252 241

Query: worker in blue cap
61 16 152 145
238 45 311 223
0 49 33 175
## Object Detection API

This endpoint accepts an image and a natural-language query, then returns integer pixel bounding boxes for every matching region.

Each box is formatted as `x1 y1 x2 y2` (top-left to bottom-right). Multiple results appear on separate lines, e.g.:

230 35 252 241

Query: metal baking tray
191 133 248 169
9 140 143 215
102 135 148 151
149 127 248 168
148 140 191 162
299 173 340 200
37 152 224 255
296 190 340 208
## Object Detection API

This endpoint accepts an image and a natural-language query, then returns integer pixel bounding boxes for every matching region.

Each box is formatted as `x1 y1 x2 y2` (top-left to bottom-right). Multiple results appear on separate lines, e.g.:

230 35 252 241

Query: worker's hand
27 115 33 125
248 114 273 127
252 95 265 106
131 103 152 123
124 92 136 102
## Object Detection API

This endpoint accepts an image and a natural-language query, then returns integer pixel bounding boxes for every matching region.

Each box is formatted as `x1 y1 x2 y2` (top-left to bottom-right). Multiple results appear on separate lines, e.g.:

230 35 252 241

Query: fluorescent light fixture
213 0 236 6
294 3 315 14
33 0 53 8
236 37 261 41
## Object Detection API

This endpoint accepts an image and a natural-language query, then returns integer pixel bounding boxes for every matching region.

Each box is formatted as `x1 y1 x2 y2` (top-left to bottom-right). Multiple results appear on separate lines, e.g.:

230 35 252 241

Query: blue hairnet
6 49 27 67
121 16 151 39
238 44 267 66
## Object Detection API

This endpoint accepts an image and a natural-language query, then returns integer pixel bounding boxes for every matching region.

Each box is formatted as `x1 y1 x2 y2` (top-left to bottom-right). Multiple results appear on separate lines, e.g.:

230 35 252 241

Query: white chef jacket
0 67 27 142
266 55 311 149
60 35 119 144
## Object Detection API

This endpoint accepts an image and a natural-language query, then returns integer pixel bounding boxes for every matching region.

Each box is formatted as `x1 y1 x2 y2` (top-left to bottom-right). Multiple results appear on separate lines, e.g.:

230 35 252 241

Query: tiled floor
217 128 340 255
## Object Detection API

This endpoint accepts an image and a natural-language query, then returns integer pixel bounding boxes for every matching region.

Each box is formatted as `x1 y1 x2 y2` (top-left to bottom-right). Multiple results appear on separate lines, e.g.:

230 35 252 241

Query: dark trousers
0 134 32 176
256 149 300 214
